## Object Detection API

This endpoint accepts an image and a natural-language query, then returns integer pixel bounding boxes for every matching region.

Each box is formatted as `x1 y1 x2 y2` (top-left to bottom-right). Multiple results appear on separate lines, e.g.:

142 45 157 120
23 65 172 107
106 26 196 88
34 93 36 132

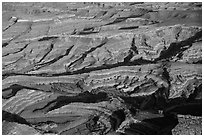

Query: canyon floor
2 2 202 135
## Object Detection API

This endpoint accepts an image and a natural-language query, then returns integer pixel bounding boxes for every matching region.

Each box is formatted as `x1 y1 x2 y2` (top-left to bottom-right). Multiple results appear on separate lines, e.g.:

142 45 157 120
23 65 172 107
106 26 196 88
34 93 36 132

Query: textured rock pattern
2 2 202 135
172 115 202 135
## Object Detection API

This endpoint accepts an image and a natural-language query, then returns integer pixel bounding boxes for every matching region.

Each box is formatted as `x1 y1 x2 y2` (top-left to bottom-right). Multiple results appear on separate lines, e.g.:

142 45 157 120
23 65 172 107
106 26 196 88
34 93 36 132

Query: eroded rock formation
2 2 202 135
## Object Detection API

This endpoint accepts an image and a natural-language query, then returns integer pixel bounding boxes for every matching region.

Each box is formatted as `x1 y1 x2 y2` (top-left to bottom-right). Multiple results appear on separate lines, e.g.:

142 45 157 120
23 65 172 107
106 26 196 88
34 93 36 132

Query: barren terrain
2 2 202 135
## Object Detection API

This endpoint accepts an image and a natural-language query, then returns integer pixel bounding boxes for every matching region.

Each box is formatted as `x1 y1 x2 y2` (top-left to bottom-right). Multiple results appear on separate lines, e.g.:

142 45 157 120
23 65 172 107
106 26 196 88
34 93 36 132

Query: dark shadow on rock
155 31 202 62
2 110 31 126
33 91 109 113
124 114 178 135
109 109 126 131
2 84 40 99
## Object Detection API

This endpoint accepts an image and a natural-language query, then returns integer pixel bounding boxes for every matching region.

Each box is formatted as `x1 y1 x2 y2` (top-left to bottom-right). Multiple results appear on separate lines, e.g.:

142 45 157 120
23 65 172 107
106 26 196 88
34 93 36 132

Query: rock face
2 2 202 135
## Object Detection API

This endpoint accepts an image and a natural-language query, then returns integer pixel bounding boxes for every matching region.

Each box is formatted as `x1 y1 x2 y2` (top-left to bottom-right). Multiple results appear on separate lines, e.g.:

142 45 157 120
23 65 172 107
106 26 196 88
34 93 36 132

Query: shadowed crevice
2 110 31 125
2 84 41 99
155 31 202 62
33 91 109 113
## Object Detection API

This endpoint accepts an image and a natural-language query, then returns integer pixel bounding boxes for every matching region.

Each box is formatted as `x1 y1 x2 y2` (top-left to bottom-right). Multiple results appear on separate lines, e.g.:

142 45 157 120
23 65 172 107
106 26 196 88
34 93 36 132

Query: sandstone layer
2 2 202 135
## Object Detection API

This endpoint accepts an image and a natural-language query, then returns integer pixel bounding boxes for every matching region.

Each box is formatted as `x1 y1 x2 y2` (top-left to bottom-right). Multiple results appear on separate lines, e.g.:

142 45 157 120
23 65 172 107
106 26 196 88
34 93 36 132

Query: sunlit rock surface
2 2 202 135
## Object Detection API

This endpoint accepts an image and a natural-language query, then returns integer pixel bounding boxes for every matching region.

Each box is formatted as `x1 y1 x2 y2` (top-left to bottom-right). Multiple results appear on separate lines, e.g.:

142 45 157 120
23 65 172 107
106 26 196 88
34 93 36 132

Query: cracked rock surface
2 2 202 135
